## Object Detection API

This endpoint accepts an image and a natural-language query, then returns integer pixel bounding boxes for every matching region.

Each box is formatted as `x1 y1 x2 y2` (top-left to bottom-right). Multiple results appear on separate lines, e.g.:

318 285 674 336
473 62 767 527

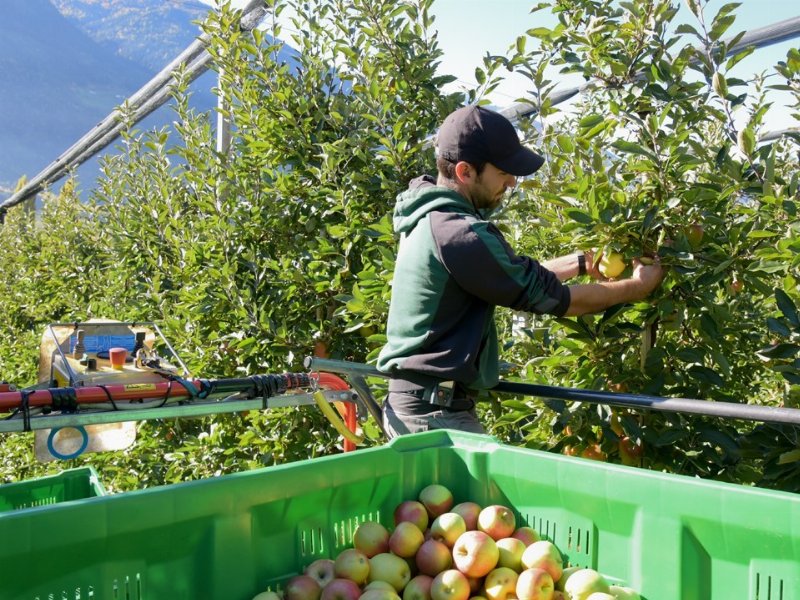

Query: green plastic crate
0 431 797 600
0 466 106 513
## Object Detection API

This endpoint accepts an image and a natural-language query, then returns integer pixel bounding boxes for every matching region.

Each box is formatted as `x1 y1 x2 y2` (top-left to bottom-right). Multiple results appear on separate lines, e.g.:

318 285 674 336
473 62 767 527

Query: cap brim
493 147 545 176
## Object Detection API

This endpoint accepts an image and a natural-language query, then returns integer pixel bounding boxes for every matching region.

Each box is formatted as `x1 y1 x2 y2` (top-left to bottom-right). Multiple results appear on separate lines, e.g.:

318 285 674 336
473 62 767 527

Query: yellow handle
313 390 363 445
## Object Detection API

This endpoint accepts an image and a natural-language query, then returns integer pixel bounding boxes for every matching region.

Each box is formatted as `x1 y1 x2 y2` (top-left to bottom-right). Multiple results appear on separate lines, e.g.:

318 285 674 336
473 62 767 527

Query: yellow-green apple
451 502 482 531
452 531 499 578
483 567 519 600
516 567 554 600
306 559 337 588
430 569 471 600
495 537 526 572
360 590 401 600
608 586 640 600
520 541 562 582
335 548 371 585
555 566 580 592
511 527 539 547
562 569 610 600
390 521 425 558
285 575 322 600
598 252 625 279
404 575 434 600
477 506 516 541
320 579 362 600
369 553 412 592
416 539 453 576
418 485 454 519
354 522 391 558
366 582 399 593
586 594 615 600
395 501 430 532
430 513 467 548
253 592 283 600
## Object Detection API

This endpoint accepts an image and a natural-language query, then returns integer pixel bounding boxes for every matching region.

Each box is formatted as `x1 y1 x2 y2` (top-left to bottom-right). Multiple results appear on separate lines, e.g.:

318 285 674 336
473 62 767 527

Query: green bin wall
0 466 106 513
0 431 797 600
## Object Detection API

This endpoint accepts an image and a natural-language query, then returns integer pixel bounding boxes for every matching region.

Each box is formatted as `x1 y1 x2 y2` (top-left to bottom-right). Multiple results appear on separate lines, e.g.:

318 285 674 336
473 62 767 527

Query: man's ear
454 161 474 183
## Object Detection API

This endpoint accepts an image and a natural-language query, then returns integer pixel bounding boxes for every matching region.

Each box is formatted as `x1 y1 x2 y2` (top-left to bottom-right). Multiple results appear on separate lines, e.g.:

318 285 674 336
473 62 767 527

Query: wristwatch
577 252 587 276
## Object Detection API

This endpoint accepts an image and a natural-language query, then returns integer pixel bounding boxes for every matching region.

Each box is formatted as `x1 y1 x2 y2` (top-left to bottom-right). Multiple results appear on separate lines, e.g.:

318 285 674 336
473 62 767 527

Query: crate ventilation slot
300 527 326 557
754 572 785 600
34 575 142 600
520 512 557 542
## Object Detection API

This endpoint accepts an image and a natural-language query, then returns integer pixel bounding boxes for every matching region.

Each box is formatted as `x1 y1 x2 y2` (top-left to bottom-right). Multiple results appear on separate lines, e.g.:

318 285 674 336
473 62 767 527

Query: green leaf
776 289 799 327
758 343 799 360
578 114 604 129
611 140 656 161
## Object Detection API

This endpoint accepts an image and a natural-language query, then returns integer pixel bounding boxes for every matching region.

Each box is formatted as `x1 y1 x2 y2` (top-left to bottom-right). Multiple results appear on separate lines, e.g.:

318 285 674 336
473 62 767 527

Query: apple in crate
451 502 481 531
555 566 580 592
562 569 610 600
416 539 453 576
516 567 554 600
285 575 322 600
335 548 370 585
495 537 526 572
430 569 471 600
395 500 430 532
430 513 467 547
521 541 562 582
452 531 499 578
419 484 454 519
366 582 398 593
321 579 362 600
390 521 426 558
354 522 391 558
307 559 337 588
360 589 402 600
483 567 519 600
585 594 615 600
369 553 412 592
404 574 434 600
511 527 539 546
608 586 640 600
477 506 516 541
253 591 283 600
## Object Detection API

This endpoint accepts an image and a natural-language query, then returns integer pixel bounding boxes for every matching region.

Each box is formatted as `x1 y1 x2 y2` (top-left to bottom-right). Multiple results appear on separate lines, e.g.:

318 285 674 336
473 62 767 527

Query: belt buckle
426 381 455 407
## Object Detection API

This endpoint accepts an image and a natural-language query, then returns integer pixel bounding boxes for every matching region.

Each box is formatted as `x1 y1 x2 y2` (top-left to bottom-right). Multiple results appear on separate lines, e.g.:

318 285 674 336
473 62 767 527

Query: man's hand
585 250 604 280
630 257 665 297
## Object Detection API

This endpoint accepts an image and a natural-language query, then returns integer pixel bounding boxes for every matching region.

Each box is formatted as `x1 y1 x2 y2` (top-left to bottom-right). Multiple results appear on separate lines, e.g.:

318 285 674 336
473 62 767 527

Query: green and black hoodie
377 175 571 392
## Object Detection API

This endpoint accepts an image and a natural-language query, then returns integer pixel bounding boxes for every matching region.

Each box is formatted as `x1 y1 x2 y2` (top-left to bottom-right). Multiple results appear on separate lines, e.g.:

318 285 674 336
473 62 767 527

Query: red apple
395 501 430 532
369 553 412 592
511 527 539 547
404 575 434 600
306 559 337 588
285 575 322 600
495 537 526 572
321 579 362 600
477 506 516 541
354 522 391 558
415 539 453 576
451 502 482 531
520 541 562 582
562 569 610 600
418 485 454 519
483 567 519 600
452 531 499 578
335 548 370 585
430 513 467 548
390 521 425 558
516 568 554 600
430 569 470 600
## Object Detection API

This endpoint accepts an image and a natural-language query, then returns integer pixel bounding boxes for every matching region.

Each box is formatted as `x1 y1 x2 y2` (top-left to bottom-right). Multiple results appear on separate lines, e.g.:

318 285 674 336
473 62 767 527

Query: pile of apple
253 484 641 600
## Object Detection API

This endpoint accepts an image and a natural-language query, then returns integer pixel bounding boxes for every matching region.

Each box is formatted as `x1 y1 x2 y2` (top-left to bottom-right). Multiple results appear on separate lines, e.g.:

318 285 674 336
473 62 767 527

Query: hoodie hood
393 175 474 234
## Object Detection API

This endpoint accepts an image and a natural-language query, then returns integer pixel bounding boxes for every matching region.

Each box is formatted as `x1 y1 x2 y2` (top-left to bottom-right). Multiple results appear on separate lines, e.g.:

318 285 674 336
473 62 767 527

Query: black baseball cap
436 105 545 176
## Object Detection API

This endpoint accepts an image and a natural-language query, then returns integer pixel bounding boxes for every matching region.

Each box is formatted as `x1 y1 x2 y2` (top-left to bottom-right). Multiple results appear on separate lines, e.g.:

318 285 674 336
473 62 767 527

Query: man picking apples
377 105 664 436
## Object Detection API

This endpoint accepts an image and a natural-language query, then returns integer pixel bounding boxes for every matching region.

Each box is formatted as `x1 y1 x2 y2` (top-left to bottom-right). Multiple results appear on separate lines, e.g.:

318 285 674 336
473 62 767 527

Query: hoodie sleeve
430 212 571 316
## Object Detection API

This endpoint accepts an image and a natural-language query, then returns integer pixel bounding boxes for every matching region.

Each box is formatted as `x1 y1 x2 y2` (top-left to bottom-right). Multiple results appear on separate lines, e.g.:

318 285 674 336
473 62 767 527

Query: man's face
469 163 517 212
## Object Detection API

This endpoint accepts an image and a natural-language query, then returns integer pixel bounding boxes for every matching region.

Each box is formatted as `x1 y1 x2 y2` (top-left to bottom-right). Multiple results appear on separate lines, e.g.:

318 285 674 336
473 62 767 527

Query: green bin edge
0 465 107 513
0 430 797 600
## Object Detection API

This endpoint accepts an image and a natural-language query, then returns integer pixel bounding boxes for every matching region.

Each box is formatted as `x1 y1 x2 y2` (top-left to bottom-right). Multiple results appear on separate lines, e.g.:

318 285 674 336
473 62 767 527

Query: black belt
388 377 477 411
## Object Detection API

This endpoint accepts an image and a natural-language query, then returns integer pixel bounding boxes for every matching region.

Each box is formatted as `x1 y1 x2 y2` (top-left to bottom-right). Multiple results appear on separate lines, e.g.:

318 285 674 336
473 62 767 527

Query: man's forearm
564 280 650 316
